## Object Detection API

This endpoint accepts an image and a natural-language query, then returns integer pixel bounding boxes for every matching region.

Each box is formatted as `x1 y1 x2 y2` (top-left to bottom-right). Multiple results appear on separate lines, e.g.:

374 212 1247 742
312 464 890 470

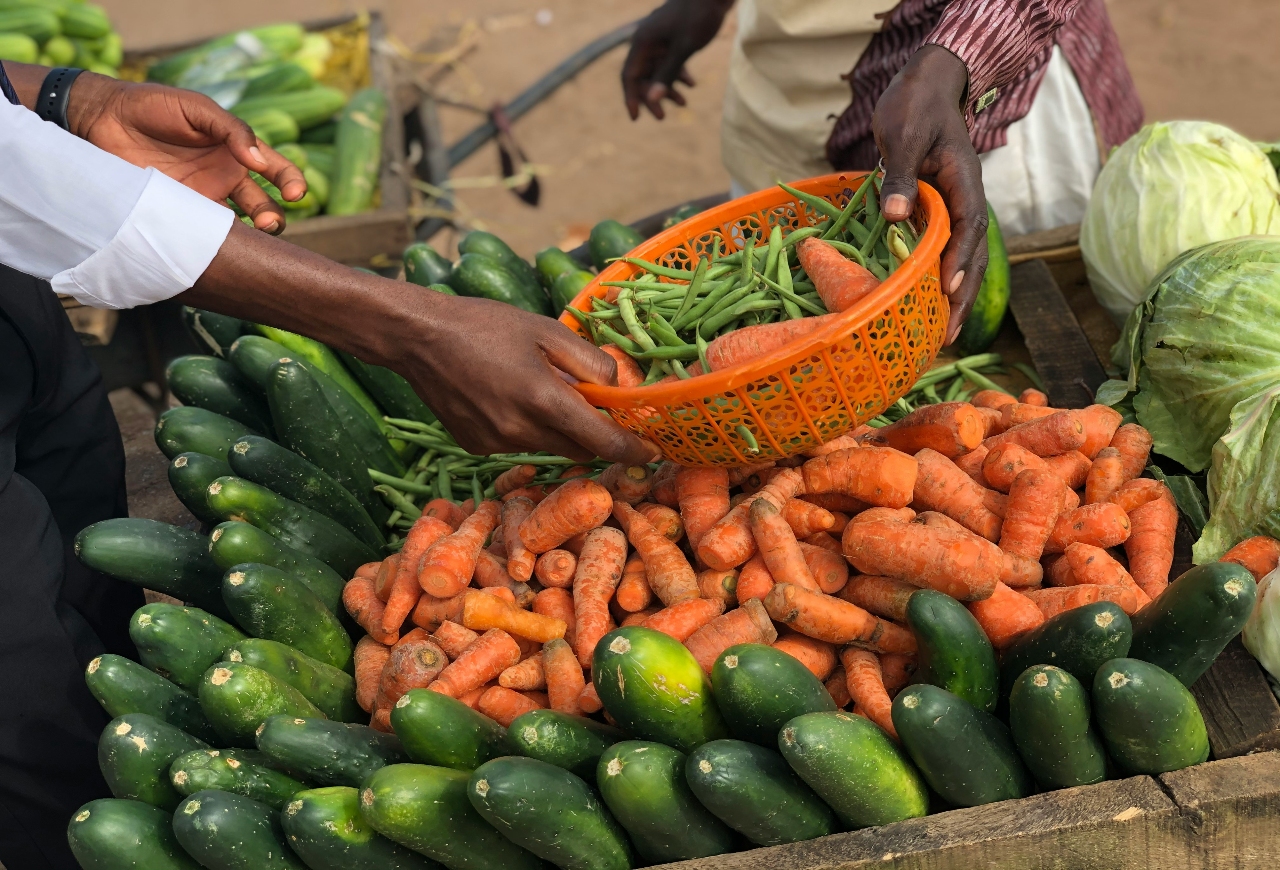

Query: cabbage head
1243 567 1280 682
1081 121 1280 325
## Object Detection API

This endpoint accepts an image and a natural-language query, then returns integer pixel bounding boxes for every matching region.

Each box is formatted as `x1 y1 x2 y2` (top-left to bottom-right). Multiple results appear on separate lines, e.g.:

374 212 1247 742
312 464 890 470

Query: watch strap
35 67 85 131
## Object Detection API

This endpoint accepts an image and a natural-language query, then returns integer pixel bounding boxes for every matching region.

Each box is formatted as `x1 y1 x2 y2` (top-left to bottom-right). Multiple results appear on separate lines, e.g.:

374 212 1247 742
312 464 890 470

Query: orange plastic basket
560 172 950 467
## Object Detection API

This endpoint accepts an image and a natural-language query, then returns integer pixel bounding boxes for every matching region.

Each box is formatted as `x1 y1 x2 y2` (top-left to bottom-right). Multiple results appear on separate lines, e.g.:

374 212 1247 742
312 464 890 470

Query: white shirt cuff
52 169 235 309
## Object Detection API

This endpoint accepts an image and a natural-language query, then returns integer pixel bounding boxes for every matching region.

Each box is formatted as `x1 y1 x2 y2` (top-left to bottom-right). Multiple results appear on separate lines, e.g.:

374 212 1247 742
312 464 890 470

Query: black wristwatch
35 67 85 131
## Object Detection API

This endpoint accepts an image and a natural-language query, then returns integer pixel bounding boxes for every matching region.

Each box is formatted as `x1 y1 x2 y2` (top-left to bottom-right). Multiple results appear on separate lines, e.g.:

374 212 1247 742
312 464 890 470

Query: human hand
622 0 732 120
872 45 989 345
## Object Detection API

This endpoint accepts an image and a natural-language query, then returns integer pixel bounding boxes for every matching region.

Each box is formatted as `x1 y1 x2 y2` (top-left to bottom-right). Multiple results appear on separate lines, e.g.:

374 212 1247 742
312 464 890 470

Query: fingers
643 83 669 120
251 140 308 203
540 323 619 387
932 137 989 337
878 125 933 223
229 176 286 234
944 240 988 345
620 44 649 121
542 380 660 465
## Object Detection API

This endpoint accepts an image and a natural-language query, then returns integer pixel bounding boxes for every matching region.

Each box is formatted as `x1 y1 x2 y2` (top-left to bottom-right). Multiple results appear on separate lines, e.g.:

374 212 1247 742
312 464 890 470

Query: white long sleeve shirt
0 94 234 309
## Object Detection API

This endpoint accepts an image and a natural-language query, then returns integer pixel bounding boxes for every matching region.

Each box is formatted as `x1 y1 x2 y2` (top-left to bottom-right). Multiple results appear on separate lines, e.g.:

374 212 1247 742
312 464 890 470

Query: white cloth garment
0 97 234 309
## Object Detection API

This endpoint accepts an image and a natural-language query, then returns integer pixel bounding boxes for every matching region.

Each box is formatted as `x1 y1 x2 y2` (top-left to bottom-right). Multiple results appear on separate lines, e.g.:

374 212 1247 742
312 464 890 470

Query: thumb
539 322 620 387
878 128 932 224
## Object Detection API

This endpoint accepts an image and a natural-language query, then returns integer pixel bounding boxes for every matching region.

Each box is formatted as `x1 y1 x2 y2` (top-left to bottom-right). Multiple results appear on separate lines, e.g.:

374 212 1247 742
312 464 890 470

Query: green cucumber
359 763 545 870
226 638 361 722
229 435 384 550
685 739 836 846
301 124 337 147
534 246 586 290
209 521 345 614
339 350 437 426
282 787 441 870
242 62 313 100
181 306 247 358
85 654 218 743
999 602 1132 699
173 789 307 870
302 360 406 476
506 709 624 779
170 748 306 809
1092 658 1209 774
206 476 380 577
1009 665 1107 789
222 563 352 671
892 684 1032 807
168 452 231 526
256 715 407 787
74 518 226 616
908 589 999 712
778 711 929 829
588 220 643 270
390 689 513 770
596 740 733 863
98 714 209 810
710 643 835 746
130 604 245 694
199 662 325 747
404 243 453 287
447 253 550 315
467 756 634 870
1129 562 1257 686
329 87 386 216
154 406 261 463
228 334 292 391
166 355 274 435
457 231 545 304
68 799 201 870
592 626 728 752
955 204 1010 355
551 269 593 315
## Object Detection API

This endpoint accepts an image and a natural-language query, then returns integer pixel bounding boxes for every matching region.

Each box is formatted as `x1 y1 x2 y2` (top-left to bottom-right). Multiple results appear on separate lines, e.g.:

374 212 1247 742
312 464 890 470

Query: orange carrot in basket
642 597 726 642
1124 489 1177 600
418 501 501 599
1045 502 1132 554
541 638 586 715
735 555 775 604
825 667 852 708
967 581 1045 648
519 478 614 554
984 411 1086 457
801 447 918 508
1221 536 1280 582
572 527 628 667
1020 388 1049 407
477 685 544 727
1084 447 1125 505
698 468 804 570
494 465 537 498
375 630 448 709
601 344 646 387
1075 405 1124 458
374 555 399 603
1064 543 1149 611
499 654 545 691
501 497 538 583
462 589 567 643
578 682 603 714
841 648 896 738
837 574 917 622
698 568 739 605
431 620 480 660
879 652 918 697
598 463 653 506
637 502 684 542
797 236 882 311
955 444 991 486
704 314 835 371
869 402 986 458
615 554 652 612
999 468 1065 561
1000 402 1058 430
843 519 1002 600
614 500 700 606
534 549 577 589
534 587 576 647
912 448 1003 541
354 636 390 713
982 442 1047 493
343 576 400 646
1044 451 1091 491
429 629 522 698
773 629 838 680
972 390 1018 411
685 598 779 673
782 498 836 539
750 498 821 593
1110 423 1153 481
799 541 849 594
421 498 468 529
765 583 917 653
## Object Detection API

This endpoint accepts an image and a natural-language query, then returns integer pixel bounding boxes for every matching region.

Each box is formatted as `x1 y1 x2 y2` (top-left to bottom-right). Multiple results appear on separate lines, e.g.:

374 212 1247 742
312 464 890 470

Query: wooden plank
1007 259 1109 409
280 210 412 265
1159 751 1280 867
1004 223 1080 258
1192 639 1280 759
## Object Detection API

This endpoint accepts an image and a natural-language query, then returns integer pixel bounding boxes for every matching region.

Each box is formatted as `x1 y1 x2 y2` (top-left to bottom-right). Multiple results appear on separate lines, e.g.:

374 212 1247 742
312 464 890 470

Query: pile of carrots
341 387 1280 738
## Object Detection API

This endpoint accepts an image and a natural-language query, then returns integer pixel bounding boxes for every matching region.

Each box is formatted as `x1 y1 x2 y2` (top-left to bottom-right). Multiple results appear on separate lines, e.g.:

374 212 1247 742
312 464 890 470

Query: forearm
4 61 129 137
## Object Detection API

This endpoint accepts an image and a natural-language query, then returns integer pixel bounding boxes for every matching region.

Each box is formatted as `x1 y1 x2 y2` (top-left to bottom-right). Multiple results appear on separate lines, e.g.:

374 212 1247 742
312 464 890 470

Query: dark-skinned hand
622 0 733 120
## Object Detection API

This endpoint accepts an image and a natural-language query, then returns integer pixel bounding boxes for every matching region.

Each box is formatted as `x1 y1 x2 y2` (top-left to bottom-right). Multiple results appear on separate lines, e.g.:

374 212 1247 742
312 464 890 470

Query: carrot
912 448 1003 541
498 654 545 690
519 478 614 554
914 510 967 535
374 554 400 603
984 411 1086 458
354 636 390 713
828 511 852 535
697 468 804 570
462 589 567 643
974 407 1004 438
1045 502 1132 554
650 461 681 507
1000 402 1058 430
600 344 645 387
375 630 448 709
455 684 490 710
825 667 852 708
879 652 918 697
494 465 537 498
474 551 534 608
727 462 777 488
342 576 400 646
1124 489 1177 600
1084 447 1124 505
1107 478 1163 515
765 583 916 653
1109 423 1153 481
1020 388 1049 407
1064 542 1150 612
642 597 726 642
984 489 1008 518
781 498 835 539
773 629 837 680
1070 404 1121 459
805 433 863 457
421 498 468 529
853 508 917 526
614 554 652 612
477 685 544 727
541 638 586 715
837 574 917 622
1044 451 1091 491
735 555 775 604
868 402 985 458
534 549 577 589
1001 552 1044 588
671 468 730 555
430 620 480 660
972 390 1017 410
595 464 650 507
1220 536 1280 582
636 502 684 543
386 515 453 630
685 598 779 673
429 628 522 698
698 568 739 605
572 527 628 667
795 540 847 595
800 492 870 514
499 497 538 584
1023 585 1138 619
843 518 1002 601
578 682 603 714
355 562 381 580
534 587 576 648
614 500 700 606
982 442 1047 493
411 590 466 631
841 648 896 738
418 501 501 599
561 531 592 556
998 467 1065 561
967 581 1044 648
370 707 392 733
803 531 843 554
621 608 660 626
796 236 881 311
801 447 917 508
704 313 835 370
502 486 547 505
954 445 991 486
750 498 821 593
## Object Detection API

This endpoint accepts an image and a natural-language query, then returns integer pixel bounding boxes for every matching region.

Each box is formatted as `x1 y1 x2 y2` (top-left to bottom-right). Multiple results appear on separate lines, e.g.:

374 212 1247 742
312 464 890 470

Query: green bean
823 172 877 240
370 468 436 495
759 274 826 316
671 360 692 379
858 212 887 260
386 510 402 528
471 474 483 506
617 290 657 352
793 280 815 293
943 374 967 403
385 417 444 434
436 460 453 500
778 182 843 221
740 237 756 286
957 363 1012 395
920 383 941 404
736 425 761 455
597 323 642 354
683 279 759 333
888 225 911 266
585 309 621 322
844 218 871 247
703 298 779 338
775 247 802 319
696 330 710 372
489 454 588 466
781 226 822 249
763 224 782 283
911 353 1003 389
1014 363 1046 392
621 258 696 281
590 297 619 313
672 256 708 327
376 484 422 520
648 312 685 348
674 277 740 331
411 450 438 474
629 345 701 361
641 360 671 385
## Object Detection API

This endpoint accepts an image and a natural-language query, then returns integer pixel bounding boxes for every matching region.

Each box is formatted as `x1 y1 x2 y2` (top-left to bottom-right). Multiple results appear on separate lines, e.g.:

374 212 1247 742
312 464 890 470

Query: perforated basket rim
560 172 951 407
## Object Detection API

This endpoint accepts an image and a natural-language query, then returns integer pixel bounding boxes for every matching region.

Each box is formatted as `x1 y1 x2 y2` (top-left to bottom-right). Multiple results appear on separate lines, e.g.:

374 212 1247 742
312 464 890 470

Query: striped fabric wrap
0 61 18 106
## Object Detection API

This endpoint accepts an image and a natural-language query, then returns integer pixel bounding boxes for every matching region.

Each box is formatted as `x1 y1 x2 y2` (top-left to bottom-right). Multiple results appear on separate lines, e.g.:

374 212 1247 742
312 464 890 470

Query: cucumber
199 662 325 747
98 714 209 810
892 684 1032 807
166 355 274 435
232 86 348 132
506 709 624 779
60 2 110 38
206 476 380 577
908 589 999 713
209 521 346 614
257 715 407 787
534 246 586 290
467 756 634 870
551 269 594 315
168 452 231 526
226 638 361 722
426 282 456 295
999 602 1132 700
229 435 385 551
302 360 406 476
173 789 307 870
301 123 337 146
390 689 513 770
282 787 440 870
242 61 313 100
245 111 302 148
329 88 386 216
403 242 453 288
1129 562 1256 686
228 334 292 392
130 604 245 694
588 220 643 270
1008 665 1107 789
447 253 550 315
338 350 437 426
596 740 734 863
222 563 353 671
75 518 225 615
955 204 1010 355
0 33 37 64
154 406 261 463
359 763 545 870
685 739 837 846
85 654 218 743
68 799 201 870
593 626 728 752
181 306 247 357
170 748 306 810
254 325 388 436
457 231 545 304
1092 658 1209 774
778 711 929 829
710 643 836 746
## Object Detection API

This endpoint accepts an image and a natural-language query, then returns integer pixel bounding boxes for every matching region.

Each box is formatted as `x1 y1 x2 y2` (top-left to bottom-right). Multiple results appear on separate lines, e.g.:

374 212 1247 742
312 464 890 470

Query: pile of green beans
869 353 1044 427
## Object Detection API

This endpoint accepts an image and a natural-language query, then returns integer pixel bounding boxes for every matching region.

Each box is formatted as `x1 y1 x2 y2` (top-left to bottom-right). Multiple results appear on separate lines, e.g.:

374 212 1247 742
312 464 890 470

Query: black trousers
0 267 144 870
